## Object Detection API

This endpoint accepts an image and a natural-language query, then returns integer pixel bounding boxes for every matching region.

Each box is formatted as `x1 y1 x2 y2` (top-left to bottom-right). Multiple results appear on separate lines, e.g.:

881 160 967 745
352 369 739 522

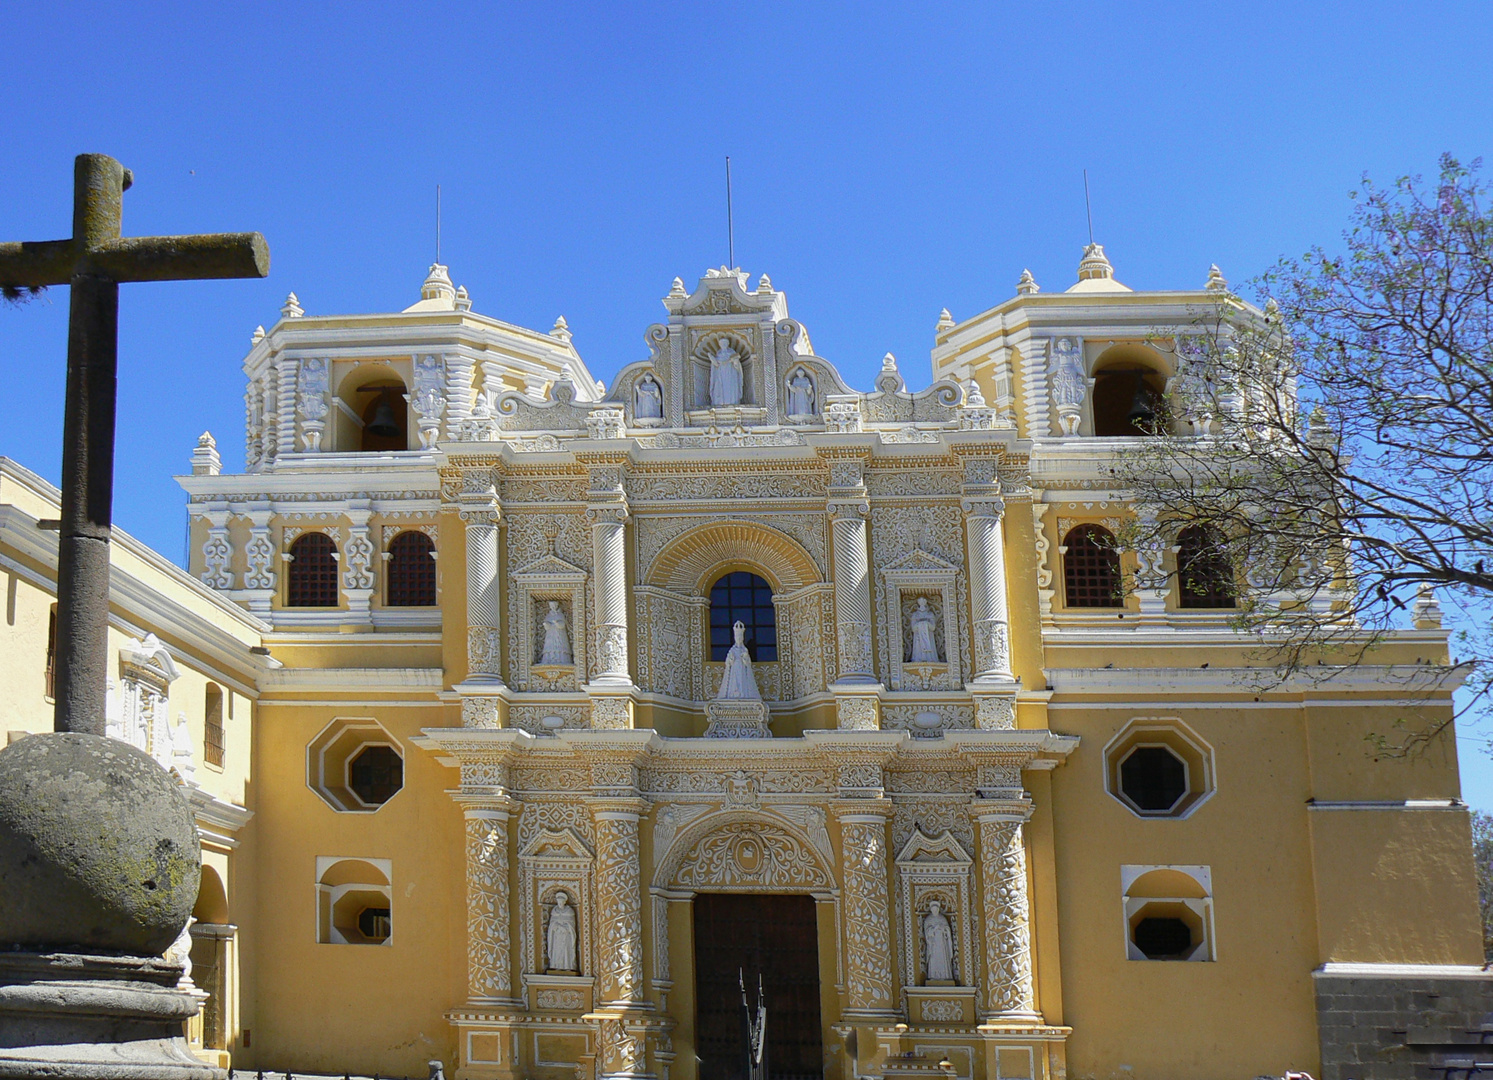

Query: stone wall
1314 968 1493 1080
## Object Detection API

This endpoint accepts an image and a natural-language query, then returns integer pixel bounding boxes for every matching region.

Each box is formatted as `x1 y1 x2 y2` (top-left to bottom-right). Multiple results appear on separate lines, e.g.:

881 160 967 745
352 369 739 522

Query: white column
835 805 898 1018
588 506 631 686
464 803 516 1003
975 807 1037 1020
461 483 504 685
593 803 645 1007
831 505 875 683
342 505 375 622
964 496 1012 681
200 509 234 591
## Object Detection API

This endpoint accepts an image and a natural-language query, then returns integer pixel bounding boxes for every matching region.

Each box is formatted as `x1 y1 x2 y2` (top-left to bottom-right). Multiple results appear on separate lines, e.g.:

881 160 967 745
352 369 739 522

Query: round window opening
349 745 403 806
1133 916 1193 960
1119 745 1188 813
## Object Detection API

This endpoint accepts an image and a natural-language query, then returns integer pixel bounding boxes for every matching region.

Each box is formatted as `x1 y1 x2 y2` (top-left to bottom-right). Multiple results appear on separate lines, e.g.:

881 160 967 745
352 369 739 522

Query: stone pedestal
702 699 772 739
0 951 221 1080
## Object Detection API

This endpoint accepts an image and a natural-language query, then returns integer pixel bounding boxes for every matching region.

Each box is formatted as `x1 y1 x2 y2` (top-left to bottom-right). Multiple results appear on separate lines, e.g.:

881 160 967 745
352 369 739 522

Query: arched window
708 571 777 661
1063 525 1121 608
1092 368 1168 436
386 531 436 607
204 683 224 768
287 532 339 607
1176 525 1235 609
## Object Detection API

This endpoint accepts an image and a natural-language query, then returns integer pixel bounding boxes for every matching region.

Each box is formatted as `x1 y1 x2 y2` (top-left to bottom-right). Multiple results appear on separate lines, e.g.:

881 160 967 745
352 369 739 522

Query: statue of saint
1051 338 1085 409
709 340 744 407
539 600 572 665
546 891 578 973
786 367 816 417
716 620 761 700
908 597 940 663
635 373 662 419
922 900 955 983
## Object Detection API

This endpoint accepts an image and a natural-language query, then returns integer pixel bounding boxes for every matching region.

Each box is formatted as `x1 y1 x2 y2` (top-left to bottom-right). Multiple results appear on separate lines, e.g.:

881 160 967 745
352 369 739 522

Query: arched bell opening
334 363 412 451
1091 344 1173 436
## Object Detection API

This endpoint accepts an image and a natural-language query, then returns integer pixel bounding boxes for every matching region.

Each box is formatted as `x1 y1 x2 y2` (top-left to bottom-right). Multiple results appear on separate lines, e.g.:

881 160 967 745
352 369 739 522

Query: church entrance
692 893 823 1080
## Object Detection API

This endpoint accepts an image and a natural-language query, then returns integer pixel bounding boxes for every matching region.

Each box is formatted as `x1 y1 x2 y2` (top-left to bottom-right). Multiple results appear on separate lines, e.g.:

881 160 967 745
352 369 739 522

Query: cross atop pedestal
0 154 269 734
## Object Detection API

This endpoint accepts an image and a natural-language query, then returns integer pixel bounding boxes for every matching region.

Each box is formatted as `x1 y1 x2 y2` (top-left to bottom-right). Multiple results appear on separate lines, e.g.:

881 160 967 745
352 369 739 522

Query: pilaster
460 470 505 687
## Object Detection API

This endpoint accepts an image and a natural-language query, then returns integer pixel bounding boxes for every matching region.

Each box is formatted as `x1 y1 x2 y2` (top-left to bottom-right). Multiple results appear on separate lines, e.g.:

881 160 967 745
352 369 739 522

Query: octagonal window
1122 866 1214 962
1119 746 1188 813
1103 718 1215 819
307 717 404 813
349 745 403 807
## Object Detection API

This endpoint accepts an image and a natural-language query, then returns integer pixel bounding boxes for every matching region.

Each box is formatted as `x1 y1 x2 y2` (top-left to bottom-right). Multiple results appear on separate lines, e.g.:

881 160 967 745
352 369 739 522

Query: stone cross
0 154 269 734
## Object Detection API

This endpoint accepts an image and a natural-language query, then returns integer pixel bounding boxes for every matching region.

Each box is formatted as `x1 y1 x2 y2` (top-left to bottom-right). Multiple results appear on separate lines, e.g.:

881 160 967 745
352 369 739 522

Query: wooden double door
692 893 824 1080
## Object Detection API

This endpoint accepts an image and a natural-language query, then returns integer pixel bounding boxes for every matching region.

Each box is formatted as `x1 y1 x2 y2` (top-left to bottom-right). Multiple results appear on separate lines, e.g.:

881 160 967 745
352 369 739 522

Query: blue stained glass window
708 571 777 661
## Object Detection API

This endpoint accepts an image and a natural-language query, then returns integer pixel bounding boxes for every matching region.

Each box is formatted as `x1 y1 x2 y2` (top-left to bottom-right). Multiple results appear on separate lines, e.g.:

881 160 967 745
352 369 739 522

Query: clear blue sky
3 3 1491 796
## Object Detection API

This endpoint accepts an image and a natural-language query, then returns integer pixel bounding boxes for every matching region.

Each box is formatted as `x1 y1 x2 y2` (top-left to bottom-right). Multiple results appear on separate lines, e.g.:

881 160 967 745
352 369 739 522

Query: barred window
708 571 777 661
287 532 339 607
1177 525 1235 609
1063 525 1121 608
204 683 225 768
386 531 436 607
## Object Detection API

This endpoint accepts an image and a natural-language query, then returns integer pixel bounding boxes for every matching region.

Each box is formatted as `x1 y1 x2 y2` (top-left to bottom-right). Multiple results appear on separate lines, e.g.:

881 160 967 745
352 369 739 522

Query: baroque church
1 246 1485 1080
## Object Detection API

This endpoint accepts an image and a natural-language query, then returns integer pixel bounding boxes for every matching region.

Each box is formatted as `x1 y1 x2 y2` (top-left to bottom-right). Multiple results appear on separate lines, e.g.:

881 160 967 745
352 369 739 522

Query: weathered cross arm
0 233 268 288
2 153 270 735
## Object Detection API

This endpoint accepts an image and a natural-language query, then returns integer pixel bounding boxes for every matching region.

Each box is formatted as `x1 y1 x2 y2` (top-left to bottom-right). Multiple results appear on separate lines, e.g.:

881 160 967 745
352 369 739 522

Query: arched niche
636 522 827 704
193 865 230 924
1090 342 1173 437
334 362 412 452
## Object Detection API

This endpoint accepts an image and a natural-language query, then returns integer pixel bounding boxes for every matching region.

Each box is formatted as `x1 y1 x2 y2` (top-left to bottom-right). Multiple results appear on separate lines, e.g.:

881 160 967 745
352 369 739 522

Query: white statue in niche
546 891 578 973
786 366 816 418
539 601 572 666
709 339 744 407
634 373 662 419
908 597 940 663
716 621 761 700
922 900 956 983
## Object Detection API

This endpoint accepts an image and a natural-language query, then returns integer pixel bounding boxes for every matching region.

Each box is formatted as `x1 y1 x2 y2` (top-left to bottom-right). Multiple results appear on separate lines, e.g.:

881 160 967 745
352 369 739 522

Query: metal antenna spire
726 155 735 269
437 184 442 264
1083 169 1095 246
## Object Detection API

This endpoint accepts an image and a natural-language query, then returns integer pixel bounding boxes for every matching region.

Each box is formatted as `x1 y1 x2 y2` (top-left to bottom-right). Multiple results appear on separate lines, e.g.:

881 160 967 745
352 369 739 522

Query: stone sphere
0 731 201 955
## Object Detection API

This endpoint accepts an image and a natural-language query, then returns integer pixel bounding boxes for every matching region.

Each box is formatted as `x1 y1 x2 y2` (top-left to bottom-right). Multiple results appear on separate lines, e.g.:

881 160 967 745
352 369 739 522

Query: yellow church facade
3 249 1485 1080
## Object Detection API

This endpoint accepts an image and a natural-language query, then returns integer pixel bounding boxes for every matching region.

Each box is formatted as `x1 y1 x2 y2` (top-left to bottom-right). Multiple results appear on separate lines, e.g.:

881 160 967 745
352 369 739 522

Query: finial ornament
281 292 304 318
965 378 986 407
190 431 221 477
756 273 773 293
1016 268 1040 295
1264 297 1281 321
1206 264 1229 293
668 276 687 298
1076 243 1114 282
551 315 573 345
1412 583 1445 630
251 325 266 344
936 308 955 333
420 262 455 302
454 285 471 312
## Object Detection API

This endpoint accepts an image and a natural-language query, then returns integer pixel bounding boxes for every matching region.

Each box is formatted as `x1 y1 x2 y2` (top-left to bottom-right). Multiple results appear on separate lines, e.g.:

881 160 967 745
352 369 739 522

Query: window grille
1176 525 1235 609
386 531 436 607
708 571 777 661
1063 525 1121 608
287 532 339 607
204 684 225 767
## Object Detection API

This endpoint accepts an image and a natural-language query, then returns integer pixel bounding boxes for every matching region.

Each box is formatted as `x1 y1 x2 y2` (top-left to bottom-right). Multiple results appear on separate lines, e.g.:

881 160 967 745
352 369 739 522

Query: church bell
366 396 401 438
1126 375 1158 430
